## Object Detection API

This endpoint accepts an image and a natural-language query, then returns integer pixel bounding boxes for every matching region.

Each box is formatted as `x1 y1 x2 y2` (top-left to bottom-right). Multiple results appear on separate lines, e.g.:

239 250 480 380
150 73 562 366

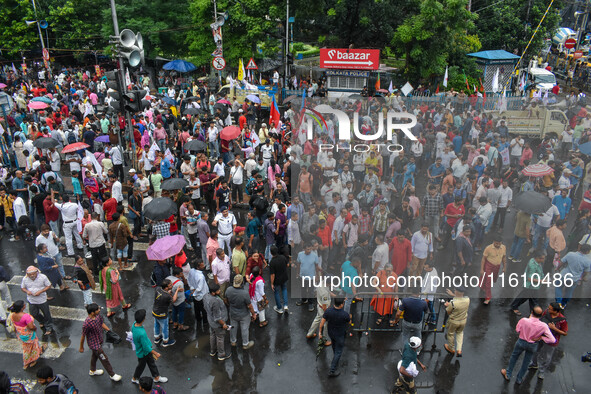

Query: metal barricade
349 291 452 353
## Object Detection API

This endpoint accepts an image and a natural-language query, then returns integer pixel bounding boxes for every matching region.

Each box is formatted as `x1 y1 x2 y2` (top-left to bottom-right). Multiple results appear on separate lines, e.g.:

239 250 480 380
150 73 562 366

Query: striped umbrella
521 163 554 177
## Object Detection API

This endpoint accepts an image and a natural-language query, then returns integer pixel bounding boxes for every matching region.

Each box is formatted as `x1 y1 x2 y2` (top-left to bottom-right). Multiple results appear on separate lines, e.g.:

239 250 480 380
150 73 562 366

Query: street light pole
31 0 45 50
285 0 290 82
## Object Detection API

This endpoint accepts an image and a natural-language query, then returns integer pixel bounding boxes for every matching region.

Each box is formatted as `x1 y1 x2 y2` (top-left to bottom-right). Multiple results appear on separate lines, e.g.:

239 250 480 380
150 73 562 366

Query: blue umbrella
246 94 261 104
95 135 110 143
161 96 177 106
579 141 591 156
31 96 52 104
162 59 197 73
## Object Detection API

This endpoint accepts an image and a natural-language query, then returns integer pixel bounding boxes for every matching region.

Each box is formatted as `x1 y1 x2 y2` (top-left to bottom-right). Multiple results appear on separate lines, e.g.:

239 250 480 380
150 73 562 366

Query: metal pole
31 0 45 50
285 0 290 82
110 0 132 163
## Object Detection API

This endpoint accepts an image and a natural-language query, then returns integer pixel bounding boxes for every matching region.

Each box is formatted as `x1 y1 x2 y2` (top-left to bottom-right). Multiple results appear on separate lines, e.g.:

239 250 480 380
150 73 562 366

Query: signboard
565 38 576 49
95 65 101 76
42 48 49 61
21 63 27 73
212 57 226 70
246 58 258 70
574 50 584 59
320 48 380 70
325 70 370 77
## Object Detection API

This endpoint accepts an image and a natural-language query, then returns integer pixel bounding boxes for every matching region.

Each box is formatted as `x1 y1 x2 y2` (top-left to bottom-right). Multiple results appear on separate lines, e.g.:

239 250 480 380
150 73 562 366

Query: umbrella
161 96 177 106
161 177 189 191
33 137 59 149
183 139 206 152
94 135 110 143
283 95 298 104
246 94 261 104
514 191 551 214
521 163 554 177
28 101 49 110
146 235 186 261
578 141 591 156
217 99 231 105
31 96 52 104
183 107 204 115
0 83 7 89
162 59 197 73
220 125 241 141
61 142 90 154
144 197 177 221
376 89 389 94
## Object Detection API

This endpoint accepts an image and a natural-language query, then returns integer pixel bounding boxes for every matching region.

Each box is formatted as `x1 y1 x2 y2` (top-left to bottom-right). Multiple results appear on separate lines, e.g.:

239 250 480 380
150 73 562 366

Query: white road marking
46 305 89 321
61 256 138 271
0 338 68 359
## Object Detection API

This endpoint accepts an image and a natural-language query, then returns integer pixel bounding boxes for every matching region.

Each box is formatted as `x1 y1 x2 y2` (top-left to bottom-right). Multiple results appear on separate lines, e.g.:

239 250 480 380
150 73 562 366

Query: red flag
435 84 439 94
269 96 280 127
479 78 485 92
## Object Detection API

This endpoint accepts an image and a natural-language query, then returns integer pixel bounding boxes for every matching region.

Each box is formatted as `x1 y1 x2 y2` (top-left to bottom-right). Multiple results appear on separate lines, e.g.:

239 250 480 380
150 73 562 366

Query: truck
496 107 568 138
218 84 278 109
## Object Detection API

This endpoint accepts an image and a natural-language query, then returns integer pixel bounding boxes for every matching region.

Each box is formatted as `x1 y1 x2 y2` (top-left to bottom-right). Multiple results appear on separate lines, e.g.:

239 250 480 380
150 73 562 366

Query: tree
0 0 41 56
391 0 481 80
474 0 562 56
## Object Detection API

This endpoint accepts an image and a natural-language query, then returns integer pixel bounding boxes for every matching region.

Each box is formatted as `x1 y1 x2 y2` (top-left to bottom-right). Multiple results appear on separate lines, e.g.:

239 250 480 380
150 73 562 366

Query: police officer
51 191 83 257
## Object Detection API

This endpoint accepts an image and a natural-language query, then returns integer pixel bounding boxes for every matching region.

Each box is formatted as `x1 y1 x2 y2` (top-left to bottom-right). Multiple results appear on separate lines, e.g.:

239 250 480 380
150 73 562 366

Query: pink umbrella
0 83 7 89
220 125 241 140
46 93 53 99
217 99 231 105
146 235 186 261
28 101 49 110
522 163 554 177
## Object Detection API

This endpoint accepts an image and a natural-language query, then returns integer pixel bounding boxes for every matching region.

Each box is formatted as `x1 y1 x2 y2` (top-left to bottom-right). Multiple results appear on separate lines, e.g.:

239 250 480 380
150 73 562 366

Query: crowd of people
0 64 590 393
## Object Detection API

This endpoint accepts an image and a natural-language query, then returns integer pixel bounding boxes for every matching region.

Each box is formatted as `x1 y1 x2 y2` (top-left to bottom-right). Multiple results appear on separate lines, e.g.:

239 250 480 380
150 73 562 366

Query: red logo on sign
320 48 380 70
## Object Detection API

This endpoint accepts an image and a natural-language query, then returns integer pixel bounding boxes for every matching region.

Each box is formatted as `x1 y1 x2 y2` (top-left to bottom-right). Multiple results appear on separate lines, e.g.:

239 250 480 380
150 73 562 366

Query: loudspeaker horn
119 29 137 49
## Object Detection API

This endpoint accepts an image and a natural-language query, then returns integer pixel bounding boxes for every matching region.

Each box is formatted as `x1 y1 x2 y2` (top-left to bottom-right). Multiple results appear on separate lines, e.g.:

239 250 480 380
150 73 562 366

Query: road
0 205 590 393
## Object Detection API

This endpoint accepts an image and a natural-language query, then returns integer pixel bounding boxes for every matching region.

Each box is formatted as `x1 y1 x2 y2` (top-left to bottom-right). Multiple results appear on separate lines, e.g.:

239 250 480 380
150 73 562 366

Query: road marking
46 305 89 321
61 256 138 271
134 242 149 251
0 338 67 359
8 275 103 294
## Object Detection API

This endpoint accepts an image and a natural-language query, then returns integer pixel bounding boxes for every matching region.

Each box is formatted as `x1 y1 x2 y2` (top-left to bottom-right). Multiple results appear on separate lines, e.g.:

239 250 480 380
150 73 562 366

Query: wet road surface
1 209 590 393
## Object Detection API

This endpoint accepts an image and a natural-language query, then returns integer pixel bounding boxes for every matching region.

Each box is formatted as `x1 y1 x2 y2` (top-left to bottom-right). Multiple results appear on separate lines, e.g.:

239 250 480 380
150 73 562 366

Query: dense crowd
0 64 590 393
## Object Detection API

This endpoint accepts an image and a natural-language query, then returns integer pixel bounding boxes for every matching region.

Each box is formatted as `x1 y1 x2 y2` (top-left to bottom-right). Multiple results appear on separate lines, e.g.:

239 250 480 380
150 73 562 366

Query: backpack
245 177 256 195
67 130 77 144
45 374 78 394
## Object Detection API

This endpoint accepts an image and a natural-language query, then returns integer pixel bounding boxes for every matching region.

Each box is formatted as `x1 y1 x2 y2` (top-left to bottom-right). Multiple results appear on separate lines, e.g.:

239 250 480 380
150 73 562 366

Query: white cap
409 336 422 349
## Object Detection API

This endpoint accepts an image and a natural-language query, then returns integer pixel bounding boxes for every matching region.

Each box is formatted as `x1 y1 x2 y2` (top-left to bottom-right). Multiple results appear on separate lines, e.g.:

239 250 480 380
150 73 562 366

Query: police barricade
349 291 452 354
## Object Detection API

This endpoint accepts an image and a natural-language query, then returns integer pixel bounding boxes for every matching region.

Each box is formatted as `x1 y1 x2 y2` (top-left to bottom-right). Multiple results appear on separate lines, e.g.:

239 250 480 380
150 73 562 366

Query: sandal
389 320 396 327
122 304 132 310
512 310 522 316
376 318 383 326
306 333 317 339
177 325 189 331
64 276 72 280
444 344 455 354
259 321 268 327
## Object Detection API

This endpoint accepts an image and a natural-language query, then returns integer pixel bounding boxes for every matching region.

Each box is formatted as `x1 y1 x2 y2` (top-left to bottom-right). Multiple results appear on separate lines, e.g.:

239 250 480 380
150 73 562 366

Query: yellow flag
238 58 245 81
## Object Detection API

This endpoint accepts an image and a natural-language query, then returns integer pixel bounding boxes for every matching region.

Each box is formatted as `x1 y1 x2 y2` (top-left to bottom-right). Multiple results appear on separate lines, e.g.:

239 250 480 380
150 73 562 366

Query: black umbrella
161 177 189 191
143 197 177 221
514 191 551 214
33 137 60 149
183 139 206 152
213 103 228 118
183 107 204 115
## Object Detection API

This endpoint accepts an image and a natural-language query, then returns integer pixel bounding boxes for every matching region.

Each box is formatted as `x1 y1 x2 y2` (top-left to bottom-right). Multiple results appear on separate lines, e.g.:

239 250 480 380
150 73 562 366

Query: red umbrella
28 101 49 110
61 142 90 154
521 163 554 177
220 126 241 140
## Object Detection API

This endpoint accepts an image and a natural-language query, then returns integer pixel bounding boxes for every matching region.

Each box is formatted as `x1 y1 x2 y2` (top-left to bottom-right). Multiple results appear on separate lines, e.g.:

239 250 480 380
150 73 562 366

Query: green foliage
391 0 481 81
0 0 40 55
474 0 562 56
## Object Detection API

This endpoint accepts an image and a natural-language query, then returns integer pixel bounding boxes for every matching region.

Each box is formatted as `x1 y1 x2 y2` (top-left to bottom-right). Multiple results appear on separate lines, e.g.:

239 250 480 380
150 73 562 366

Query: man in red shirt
103 192 118 226
439 196 465 249
238 110 247 130
43 193 60 236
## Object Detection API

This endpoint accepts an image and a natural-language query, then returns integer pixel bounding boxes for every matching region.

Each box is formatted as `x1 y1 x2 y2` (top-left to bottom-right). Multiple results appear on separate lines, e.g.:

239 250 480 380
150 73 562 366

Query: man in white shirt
108 143 124 182
261 139 274 173
188 172 201 207
207 122 219 159
35 224 67 278
110 174 123 203
48 147 61 174
229 159 245 204
509 136 524 167
65 152 82 174
531 204 559 251
421 261 439 324
244 153 257 178
141 145 154 173
52 192 83 257
180 156 193 181
492 179 512 230
212 208 237 258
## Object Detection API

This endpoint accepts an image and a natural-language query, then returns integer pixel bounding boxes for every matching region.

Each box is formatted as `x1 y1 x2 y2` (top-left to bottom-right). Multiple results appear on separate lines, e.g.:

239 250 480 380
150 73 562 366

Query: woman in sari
8 300 47 369
83 170 100 199
100 257 131 317
370 264 399 326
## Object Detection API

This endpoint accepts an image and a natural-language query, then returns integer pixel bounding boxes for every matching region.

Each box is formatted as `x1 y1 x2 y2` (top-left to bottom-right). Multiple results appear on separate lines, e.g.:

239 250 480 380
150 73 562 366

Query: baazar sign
320 48 380 70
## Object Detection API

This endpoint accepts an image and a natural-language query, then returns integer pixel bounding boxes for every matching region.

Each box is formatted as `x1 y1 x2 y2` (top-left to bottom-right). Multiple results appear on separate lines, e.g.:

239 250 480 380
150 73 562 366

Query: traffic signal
104 70 122 112
115 29 144 68
123 89 150 113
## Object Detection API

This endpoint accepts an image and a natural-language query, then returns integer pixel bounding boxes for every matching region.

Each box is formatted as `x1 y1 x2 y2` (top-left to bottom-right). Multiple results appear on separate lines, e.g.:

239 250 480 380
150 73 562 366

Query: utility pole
285 0 290 82
109 0 132 162
576 0 591 51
